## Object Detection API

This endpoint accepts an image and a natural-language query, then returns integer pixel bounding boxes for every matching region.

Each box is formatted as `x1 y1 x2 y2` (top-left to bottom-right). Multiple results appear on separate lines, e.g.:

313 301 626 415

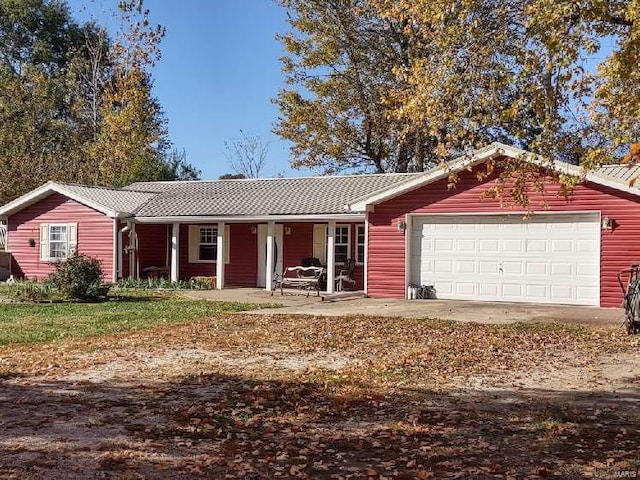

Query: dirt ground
1 314 639 479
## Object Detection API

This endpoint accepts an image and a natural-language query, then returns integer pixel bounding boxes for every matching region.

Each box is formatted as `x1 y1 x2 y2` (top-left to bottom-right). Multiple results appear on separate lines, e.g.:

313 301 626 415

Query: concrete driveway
184 288 623 327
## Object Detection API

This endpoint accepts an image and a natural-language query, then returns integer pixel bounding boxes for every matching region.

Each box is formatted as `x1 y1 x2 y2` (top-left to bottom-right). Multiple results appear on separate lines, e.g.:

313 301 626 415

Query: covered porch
118 216 366 295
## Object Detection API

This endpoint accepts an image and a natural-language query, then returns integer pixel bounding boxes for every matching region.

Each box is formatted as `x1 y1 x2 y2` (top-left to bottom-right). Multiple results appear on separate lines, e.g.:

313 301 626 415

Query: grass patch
0 292 264 345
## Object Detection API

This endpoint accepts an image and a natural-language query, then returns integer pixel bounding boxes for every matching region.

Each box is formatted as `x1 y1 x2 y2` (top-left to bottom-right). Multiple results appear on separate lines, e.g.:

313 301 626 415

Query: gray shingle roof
56 183 156 215
126 174 424 217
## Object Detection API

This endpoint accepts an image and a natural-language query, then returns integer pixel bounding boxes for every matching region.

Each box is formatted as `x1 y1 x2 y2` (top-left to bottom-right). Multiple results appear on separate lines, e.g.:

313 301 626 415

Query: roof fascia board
0 182 120 218
134 213 366 224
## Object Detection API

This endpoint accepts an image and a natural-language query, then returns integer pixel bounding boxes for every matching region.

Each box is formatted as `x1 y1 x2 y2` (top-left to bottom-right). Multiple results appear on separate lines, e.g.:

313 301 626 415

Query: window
188 225 231 264
356 224 365 264
334 225 350 264
312 224 354 265
198 226 217 261
49 225 68 259
40 223 77 261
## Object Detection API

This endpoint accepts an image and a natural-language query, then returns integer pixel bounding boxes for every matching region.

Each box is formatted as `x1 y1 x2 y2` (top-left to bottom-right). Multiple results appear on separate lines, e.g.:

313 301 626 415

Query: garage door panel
525 284 548 298
501 261 522 275
577 263 598 276
456 260 476 274
526 262 548 275
503 239 524 253
479 283 499 296
437 282 454 295
479 239 499 252
434 238 453 252
410 213 600 306
551 239 572 253
551 285 573 300
526 239 548 253
551 262 572 275
577 286 598 301
502 283 523 298
456 239 476 251
434 260 453 273
456 283 477 296
479 260 500 274
577 239 598 253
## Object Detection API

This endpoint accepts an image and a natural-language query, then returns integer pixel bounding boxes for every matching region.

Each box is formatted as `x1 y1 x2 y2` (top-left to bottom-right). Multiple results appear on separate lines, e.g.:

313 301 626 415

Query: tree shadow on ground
0 372 638 479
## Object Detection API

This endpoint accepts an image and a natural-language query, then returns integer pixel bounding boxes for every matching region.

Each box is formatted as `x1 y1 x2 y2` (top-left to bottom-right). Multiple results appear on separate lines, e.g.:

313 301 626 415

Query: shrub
50 254 108 301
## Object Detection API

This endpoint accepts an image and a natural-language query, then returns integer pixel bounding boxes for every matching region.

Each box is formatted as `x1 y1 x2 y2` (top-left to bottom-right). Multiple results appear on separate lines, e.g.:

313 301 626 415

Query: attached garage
357 142 640 308
408 213 600 306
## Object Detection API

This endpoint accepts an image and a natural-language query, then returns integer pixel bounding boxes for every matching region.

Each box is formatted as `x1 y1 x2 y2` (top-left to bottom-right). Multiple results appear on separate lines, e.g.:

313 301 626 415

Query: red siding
7 193 115 282
137 223 169 272
367 166 640 307
226 224 258 287
283 223 314 269
178 223 258 287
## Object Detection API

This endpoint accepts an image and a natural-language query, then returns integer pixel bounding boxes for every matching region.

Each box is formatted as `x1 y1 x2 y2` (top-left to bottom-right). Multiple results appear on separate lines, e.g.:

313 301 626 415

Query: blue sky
67 0 299 179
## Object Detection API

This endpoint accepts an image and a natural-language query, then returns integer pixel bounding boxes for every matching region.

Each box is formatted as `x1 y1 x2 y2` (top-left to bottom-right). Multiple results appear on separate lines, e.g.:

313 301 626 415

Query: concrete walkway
184 288 624 327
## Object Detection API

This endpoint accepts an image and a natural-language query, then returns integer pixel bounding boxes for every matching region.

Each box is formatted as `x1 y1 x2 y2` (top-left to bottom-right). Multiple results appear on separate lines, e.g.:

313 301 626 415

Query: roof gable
0 182 154 218
346 143 640 211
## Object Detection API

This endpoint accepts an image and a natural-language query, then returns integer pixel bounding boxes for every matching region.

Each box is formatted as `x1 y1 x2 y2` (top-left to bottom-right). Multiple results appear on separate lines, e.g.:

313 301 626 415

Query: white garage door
410 213 600 306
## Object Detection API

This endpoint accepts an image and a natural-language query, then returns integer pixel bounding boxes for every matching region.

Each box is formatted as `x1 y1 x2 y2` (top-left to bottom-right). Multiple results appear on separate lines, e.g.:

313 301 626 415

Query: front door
256 224 284 288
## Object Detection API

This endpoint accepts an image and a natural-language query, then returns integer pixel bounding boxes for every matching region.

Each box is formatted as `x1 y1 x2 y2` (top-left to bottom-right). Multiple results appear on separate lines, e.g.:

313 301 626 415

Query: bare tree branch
224 131 269 179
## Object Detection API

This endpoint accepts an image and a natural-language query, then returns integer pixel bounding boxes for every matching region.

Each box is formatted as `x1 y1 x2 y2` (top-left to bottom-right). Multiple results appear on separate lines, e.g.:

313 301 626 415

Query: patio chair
335 258 356 291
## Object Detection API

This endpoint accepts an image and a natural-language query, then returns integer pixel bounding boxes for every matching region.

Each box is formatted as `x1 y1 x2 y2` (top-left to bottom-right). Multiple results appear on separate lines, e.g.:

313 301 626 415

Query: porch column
326 220 336 294
128 222 136 279
170 223 179 282
216 222 225 289
265 221 275 291
112 219 118 282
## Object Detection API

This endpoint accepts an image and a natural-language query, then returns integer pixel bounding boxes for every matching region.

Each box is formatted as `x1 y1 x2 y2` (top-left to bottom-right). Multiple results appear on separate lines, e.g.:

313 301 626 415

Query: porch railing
0 223 6 251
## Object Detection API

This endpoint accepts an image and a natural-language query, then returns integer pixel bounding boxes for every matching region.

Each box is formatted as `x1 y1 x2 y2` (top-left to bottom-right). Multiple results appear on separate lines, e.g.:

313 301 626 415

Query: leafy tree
0 0 94 204
275 0 640 175
224 131 269 178
83 0 170 186
0 0 198 205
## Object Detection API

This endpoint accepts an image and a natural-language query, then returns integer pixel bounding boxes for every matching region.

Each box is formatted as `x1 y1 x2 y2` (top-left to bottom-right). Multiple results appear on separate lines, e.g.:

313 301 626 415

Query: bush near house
50 254 109 301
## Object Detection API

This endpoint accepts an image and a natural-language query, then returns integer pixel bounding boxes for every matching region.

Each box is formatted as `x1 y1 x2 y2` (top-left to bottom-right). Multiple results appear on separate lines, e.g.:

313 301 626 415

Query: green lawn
0 292 266 345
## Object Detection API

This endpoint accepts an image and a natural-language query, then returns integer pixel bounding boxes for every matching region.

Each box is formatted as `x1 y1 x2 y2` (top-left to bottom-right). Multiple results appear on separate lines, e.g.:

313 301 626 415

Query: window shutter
39 224 49 261
224 225 230 264
188 225 199 263
68 223 78 255
313 224 327 264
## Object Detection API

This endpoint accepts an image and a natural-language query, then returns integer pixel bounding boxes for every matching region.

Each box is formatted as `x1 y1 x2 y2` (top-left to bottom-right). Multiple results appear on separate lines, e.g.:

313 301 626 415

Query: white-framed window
188 225 230 264
39 223 77 261
198 226 217 261
313 224 354 265
49 225 68 259
356 224 365 264
334 225 350 264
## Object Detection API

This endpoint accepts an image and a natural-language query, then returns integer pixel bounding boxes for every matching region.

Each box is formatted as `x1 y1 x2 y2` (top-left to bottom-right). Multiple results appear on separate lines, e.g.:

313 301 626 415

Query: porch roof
125 173 423 218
